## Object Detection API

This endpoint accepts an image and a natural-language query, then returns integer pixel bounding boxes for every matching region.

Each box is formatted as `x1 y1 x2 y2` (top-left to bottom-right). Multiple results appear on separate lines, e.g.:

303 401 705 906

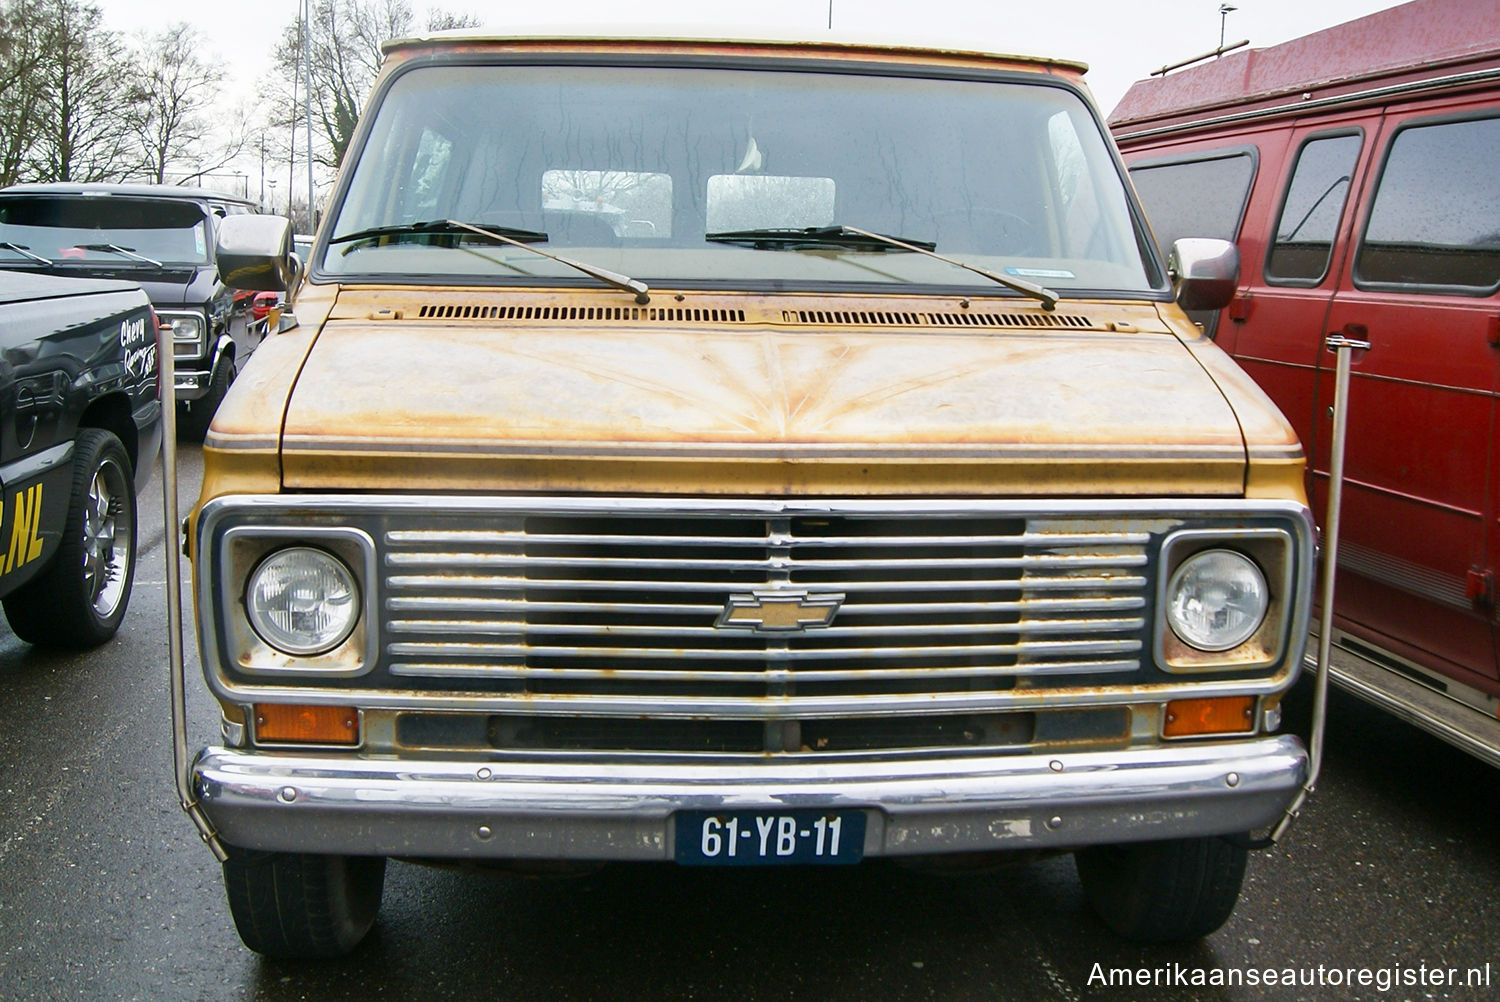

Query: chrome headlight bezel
156 309 208 359
1155 527 1295 673
214 525 377 677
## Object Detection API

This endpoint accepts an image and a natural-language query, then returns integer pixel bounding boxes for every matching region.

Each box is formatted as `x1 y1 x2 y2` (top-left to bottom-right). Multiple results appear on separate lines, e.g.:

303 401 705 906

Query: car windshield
321 62 1155 296
0 196 211 266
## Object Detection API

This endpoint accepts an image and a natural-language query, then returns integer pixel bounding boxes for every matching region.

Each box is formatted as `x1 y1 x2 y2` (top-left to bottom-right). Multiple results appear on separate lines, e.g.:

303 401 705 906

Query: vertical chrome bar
161 318 227 861
1270 332 1369 842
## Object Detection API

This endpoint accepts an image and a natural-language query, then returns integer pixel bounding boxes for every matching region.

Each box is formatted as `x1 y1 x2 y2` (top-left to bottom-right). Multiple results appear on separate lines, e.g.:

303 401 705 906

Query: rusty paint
194 290 1306 505
228 288 1269 498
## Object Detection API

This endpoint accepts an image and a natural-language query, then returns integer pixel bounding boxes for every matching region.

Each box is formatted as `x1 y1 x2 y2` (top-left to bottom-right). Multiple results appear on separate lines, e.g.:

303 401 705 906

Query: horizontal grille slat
385 574 1149 594
388 659 1141 682
386 638 1143 662
385 596 1145 616
385 618 1145 639
386 552 1145 572
386 529 1151 548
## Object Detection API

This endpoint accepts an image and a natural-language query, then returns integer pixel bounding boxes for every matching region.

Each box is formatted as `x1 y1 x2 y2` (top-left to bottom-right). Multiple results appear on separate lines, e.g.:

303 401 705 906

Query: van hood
266 300 1250 496
16 262 201 305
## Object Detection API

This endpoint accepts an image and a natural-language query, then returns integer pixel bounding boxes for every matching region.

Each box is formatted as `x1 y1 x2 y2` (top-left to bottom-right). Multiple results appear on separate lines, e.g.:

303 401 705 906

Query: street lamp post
305 0 316 232
1219 5 1238 51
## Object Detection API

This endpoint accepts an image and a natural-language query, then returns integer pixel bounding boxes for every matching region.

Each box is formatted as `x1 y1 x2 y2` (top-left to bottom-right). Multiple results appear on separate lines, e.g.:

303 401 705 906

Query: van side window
1266 134 1361 284
1356 115 1500 291
1127 151 1255 258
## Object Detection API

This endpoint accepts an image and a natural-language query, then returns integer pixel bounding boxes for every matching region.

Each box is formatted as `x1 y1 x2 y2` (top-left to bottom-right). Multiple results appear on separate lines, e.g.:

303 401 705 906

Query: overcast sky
94 0 1415 116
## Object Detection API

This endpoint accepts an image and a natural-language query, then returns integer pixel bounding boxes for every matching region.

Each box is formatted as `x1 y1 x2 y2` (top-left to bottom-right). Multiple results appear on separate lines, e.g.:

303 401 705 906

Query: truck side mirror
216 214 296 292
1169 237 1239 312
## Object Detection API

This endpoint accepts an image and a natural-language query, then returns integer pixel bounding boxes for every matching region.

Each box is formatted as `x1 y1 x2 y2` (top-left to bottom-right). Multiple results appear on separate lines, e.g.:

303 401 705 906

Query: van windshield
0 196 211 267
322 62 1154 296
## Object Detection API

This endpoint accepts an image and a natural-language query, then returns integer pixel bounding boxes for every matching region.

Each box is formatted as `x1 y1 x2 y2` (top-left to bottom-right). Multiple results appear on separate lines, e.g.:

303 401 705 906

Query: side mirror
1169 237 1239 312
216 214 295 292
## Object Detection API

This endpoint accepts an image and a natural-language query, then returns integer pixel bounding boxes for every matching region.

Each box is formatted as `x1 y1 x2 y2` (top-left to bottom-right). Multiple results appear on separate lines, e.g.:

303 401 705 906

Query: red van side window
1266 134 1361 285
1357 115 1500 291
1128 151 1255 258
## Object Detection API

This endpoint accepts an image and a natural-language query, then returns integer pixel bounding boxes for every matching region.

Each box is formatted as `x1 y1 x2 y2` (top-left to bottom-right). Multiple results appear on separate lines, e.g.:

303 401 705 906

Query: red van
1110 0 1500 766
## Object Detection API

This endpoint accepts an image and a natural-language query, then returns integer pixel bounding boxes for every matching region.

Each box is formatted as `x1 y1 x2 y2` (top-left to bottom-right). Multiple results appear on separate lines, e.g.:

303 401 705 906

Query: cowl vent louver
410 302 1096 328
783 310 1093 328
416 304 747 323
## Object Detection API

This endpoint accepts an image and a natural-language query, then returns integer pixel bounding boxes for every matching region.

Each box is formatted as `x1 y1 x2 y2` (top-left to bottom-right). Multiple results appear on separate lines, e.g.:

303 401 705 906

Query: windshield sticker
1006 267 1075 279
194 222 206 257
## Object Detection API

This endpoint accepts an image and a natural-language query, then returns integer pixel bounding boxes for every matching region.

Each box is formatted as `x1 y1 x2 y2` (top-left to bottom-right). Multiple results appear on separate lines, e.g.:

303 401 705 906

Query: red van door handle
1327 323 1371 350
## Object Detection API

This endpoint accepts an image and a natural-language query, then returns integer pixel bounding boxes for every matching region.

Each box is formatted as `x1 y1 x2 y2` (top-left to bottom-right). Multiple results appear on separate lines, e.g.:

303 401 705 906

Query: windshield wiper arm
706 224 1059 311
329 218 650 304
74 243 164 268
329 219 549 250
0 241 51 265
440 218 650 305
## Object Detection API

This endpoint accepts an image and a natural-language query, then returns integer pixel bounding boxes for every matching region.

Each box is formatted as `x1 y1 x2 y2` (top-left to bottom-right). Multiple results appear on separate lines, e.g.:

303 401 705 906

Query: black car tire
222 847 386 958
179 354 234 442
1074 835 1248 942
3 429 136 648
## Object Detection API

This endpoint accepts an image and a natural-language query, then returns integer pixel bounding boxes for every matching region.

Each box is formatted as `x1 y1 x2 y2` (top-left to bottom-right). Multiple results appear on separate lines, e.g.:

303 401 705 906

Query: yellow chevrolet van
187 29 1315 957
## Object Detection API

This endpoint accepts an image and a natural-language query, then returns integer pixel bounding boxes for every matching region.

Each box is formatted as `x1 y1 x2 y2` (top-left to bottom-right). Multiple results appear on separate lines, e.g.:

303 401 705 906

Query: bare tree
272 1 479 170
131 23 225 184
0 0 59 185
27 0 142 182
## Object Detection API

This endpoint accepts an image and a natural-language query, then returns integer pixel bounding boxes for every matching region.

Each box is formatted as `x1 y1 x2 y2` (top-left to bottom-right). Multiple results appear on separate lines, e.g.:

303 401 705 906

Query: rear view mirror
216 214 295 291
1169 237 1239 312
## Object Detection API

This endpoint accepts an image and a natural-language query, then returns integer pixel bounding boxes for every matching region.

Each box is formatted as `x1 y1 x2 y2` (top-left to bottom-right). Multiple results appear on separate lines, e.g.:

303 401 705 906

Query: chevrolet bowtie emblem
716 590 846 633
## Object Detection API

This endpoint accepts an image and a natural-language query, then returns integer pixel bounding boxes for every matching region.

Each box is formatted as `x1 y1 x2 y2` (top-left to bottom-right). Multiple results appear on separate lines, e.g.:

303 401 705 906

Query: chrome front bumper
195 736 1306 859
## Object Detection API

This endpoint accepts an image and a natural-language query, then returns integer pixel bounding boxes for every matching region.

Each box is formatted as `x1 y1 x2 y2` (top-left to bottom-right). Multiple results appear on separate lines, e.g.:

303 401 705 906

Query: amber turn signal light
1162 696 1256 738
255 703 360 745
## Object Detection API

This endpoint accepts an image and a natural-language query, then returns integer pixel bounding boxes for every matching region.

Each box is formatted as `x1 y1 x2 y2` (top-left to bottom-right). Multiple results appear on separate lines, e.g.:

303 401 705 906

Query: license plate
674 809 866 865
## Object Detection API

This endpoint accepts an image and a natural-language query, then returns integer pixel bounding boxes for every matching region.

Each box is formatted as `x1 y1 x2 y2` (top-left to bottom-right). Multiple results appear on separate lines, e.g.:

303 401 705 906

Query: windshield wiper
74 243 164 268
0 241 51 265
329 219 549 250
331 218 650 305
705 224 1059 311
705 226 937 253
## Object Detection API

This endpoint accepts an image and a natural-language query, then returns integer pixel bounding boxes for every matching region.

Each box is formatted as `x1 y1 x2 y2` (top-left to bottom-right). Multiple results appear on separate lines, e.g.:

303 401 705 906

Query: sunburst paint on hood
263 300 1255 497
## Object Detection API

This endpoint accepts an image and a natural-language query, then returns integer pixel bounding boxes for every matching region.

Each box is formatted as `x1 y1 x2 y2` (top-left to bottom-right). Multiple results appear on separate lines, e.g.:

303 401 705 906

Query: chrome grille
379 511 1152 704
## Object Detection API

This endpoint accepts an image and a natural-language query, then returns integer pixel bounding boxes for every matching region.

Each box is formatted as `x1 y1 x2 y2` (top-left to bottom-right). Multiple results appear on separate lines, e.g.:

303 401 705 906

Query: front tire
2 429 136 648
1075 835 1248 942
222 848 386 958
179 354 233 441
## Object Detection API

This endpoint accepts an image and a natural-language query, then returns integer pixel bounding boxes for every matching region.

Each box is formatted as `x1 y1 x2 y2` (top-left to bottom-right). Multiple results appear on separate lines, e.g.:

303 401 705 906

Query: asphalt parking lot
1 443 1495 1002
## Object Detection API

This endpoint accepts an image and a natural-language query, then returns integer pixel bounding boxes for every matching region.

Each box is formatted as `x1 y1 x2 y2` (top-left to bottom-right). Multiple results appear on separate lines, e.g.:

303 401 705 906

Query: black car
0 183 262 438
0 270 161 646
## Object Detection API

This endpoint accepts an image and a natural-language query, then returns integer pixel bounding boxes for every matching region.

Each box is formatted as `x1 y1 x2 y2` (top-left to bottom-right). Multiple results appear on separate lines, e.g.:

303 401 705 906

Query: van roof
380 24 1087 75
1109 0 1500 131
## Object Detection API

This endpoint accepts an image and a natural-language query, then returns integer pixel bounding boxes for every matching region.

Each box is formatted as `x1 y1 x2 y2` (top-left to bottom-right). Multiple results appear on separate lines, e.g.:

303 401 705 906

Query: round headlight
1166 549 1268 652
246 547 359 655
